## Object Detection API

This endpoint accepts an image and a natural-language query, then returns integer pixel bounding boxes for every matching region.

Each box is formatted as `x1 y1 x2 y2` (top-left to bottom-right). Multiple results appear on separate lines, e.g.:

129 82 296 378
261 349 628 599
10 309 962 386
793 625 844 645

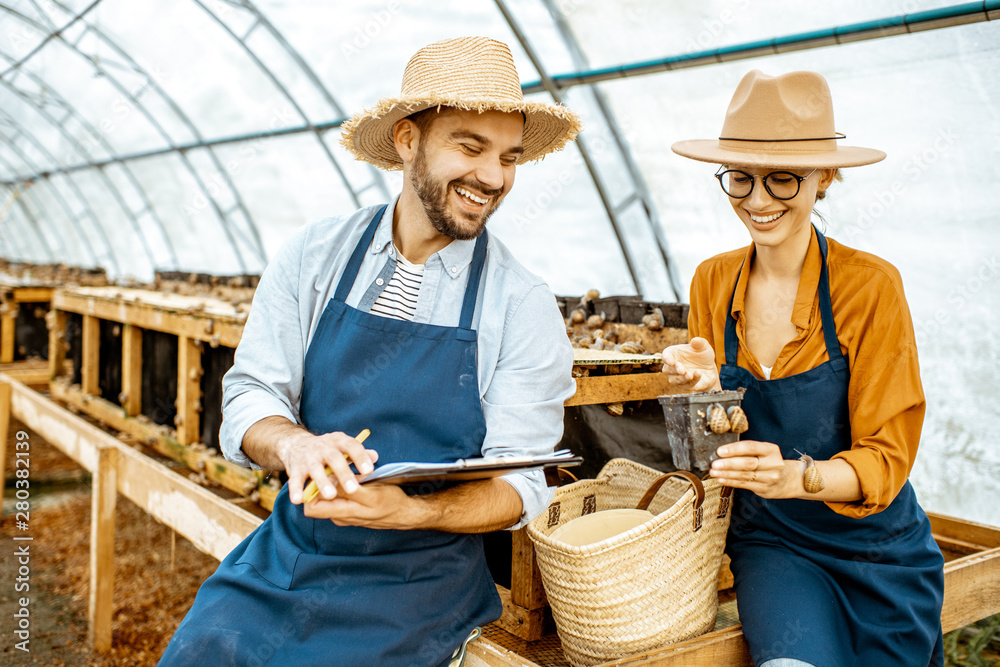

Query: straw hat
672 70 885 169
340 37 581 170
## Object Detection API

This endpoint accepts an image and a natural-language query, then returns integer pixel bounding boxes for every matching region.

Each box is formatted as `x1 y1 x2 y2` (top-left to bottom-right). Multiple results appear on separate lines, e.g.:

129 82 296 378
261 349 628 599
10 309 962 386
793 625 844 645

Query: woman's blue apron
159 205 501 667
720 229 944 667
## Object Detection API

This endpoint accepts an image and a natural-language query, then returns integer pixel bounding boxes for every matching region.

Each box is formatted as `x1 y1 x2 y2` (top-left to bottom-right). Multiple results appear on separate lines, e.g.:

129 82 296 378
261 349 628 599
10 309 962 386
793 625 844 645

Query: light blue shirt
220 197 576 529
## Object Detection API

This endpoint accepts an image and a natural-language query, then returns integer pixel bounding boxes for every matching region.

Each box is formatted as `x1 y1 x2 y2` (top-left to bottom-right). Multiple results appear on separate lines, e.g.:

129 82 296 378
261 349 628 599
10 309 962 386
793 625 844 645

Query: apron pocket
235 523 301 591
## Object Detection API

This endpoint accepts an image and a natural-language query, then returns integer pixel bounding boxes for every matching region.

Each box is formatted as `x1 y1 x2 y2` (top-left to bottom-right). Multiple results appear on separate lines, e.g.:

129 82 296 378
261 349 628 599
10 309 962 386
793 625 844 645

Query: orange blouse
688 227 925 518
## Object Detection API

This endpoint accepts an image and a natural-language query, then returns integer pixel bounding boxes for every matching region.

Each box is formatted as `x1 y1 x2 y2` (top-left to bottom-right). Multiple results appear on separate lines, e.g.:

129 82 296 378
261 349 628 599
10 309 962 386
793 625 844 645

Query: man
159 37 580 666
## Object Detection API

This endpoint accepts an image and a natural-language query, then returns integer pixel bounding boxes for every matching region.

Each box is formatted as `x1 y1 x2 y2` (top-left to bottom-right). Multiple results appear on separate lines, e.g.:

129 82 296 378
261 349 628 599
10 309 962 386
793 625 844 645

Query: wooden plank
175 336 202 446
600 626 753 666
6 376 262 560
0 361 50 388
466 639 542 667
566 372 683 407
0 307 15 364
48 309 67 380
0 379 9 498
53 289 244 348
11 287 53 303
121 324 142 416
929 512 1000 549
89 446 117 652
81 314 100 396
941 546 1000 632
934 534 985 558
510 527 547 610
495 585 553 641
49 380 272 511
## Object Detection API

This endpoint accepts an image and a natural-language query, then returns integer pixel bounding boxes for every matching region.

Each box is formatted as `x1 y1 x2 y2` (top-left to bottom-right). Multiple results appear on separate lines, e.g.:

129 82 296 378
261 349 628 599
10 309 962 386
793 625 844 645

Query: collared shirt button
375 243 382 251
376 278 384 286
450 266 458 274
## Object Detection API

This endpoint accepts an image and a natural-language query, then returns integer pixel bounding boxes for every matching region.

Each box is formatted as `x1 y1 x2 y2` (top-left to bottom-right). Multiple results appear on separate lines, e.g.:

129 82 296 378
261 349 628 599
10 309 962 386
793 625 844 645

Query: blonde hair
815 168 842 202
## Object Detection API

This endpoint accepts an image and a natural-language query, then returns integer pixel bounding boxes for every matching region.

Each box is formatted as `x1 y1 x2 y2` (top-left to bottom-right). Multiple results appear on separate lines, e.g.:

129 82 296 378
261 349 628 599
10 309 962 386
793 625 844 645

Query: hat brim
341 95 581 171
671 139 886 169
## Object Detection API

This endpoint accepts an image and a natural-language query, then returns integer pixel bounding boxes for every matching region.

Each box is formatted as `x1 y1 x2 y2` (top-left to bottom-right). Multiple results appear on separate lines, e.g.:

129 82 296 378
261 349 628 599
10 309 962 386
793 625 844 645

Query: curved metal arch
193 0 376 213
0 4 167 271
0 104 105 266
0 74 131 273
212 0 390 202
0 175 51 260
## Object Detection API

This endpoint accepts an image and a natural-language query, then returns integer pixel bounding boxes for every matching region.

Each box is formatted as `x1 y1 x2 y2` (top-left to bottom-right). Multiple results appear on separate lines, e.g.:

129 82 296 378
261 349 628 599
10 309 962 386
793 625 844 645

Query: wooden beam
11 287 53 303
466 639 542 667
494 585 552 641
0 379 10 501
81 314 100 396
510 527 547 610
566 372 683 407
0 307 15 364
941 546 1000 632
89 446 117 652
53 289 244 348
48 309 67 381
121 324 142 416
175 336 202 446
929 512 1000 550
599 625 753 666
6 376 263 561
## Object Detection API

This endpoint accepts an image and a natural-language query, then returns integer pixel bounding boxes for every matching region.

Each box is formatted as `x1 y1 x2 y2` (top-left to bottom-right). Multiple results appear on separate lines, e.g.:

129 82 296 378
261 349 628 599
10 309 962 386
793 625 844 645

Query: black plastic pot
657 389 746 472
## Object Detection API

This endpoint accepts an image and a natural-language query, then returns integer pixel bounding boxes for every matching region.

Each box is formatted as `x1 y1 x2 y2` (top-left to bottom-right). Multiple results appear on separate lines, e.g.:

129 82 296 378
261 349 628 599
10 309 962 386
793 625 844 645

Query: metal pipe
521 1 1000 94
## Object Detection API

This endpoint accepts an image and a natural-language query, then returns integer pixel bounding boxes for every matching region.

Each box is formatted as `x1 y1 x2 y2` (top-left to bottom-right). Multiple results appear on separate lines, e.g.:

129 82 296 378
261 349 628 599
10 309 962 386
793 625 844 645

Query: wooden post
121 324 142 416
0 379 10 501
89 445 117 652
510 527 547 610
48 309 68 380
0 304 15 364
81 314 100 395
176 336 202 446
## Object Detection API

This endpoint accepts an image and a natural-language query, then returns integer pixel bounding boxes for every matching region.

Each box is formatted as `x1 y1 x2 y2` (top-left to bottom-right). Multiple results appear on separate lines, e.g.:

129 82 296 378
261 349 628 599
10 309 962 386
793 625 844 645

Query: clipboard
361 449 583 486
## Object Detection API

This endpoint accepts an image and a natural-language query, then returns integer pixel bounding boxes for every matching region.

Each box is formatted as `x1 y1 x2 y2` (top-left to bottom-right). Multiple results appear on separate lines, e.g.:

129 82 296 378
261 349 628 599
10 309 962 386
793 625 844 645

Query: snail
606 402 624 416
707 403 732 434
727 406 749 434
586 311 606 329
642 307 665 331
795 450 825 493
571 365 589 378
569 308 586 324
571 334 592 349
618 340 646 355
590 331 608 350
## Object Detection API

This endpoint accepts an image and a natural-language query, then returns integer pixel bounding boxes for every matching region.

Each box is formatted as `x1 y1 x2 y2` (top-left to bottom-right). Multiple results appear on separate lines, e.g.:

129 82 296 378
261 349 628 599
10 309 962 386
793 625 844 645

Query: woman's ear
393 118 419 164
817 168 839 191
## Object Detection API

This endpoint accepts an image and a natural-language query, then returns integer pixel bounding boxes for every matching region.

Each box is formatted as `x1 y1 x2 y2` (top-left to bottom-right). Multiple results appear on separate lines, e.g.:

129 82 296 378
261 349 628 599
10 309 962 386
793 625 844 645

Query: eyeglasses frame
714 167 818 201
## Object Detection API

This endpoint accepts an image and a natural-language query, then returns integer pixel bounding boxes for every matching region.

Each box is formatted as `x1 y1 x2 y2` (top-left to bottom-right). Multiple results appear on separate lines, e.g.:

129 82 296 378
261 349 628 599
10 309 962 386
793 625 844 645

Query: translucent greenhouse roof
1 2 999 521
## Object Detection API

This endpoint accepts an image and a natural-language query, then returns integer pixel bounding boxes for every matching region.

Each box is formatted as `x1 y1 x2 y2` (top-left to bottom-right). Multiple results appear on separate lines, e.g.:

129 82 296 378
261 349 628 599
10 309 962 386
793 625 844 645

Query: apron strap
723 225 843 366
334 204 389 303
458 230 489 330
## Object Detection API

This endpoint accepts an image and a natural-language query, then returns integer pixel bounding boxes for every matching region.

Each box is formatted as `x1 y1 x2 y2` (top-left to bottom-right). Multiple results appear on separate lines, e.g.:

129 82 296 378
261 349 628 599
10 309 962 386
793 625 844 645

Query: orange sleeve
825 257 926 518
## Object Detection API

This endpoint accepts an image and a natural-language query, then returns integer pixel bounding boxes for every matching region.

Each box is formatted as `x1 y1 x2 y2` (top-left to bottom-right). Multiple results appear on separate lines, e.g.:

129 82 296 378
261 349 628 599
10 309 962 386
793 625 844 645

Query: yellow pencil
301 429 371 503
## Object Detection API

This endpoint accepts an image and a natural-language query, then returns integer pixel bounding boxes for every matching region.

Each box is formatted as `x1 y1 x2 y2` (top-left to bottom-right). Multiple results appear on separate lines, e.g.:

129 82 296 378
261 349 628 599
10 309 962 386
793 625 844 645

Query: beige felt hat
340 36 582 170
672 70 885 169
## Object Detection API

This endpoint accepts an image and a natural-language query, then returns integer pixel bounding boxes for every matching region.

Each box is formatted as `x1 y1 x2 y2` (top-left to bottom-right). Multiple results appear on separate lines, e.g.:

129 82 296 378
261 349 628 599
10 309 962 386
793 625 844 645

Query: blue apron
160 205 501 667
721 229 944 667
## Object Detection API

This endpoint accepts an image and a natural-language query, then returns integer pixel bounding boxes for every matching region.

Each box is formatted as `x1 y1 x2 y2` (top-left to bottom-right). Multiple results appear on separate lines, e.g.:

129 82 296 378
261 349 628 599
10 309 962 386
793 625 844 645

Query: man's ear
393 118 419 164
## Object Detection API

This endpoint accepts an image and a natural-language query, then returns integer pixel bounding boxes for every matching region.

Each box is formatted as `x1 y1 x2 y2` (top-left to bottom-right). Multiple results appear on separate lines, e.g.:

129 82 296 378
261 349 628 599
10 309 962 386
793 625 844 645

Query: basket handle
636 470 706 512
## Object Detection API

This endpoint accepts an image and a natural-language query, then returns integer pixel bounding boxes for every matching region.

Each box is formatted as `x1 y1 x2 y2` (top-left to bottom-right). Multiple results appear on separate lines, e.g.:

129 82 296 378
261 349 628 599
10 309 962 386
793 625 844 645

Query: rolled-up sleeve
481 284 575 529
219 229 308 469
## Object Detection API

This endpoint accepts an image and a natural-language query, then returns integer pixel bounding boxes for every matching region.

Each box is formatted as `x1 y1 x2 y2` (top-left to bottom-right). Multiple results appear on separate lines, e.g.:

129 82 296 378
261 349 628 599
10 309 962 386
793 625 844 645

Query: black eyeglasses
715 168 817 201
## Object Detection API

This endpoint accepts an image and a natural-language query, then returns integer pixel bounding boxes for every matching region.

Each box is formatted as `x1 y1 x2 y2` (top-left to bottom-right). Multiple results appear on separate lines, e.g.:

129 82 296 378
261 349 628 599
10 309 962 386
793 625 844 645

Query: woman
662 70 944 667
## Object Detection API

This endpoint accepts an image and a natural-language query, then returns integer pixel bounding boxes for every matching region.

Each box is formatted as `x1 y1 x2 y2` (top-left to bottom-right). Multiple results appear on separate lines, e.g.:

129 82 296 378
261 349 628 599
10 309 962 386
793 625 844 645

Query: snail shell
804 465 825 494
707 404 732 434
618 340 646 355
571 365 589 378
642 307 665 331
606 402 624 416
571 334 592 349
569 308 586 324
586 311 606 329
585 289 600 301
727 405 749 434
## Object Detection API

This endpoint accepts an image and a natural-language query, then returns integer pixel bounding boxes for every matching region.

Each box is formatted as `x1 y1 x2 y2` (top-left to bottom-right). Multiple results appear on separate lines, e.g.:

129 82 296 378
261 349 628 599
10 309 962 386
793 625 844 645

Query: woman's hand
709 441 798 499
660 337 721 392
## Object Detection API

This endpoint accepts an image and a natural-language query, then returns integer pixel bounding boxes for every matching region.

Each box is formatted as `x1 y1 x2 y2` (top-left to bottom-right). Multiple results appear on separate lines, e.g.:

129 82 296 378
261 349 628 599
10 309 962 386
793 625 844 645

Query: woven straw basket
526 459 732 666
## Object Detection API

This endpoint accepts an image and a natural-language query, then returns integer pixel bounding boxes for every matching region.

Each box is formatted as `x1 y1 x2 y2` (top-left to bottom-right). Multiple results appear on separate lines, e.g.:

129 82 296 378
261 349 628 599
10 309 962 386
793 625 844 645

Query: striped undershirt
370 247 424 321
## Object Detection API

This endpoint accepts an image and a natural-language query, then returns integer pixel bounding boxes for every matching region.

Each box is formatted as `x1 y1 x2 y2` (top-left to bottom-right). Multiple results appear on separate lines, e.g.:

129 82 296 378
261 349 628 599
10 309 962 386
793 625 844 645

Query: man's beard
410 143 503 241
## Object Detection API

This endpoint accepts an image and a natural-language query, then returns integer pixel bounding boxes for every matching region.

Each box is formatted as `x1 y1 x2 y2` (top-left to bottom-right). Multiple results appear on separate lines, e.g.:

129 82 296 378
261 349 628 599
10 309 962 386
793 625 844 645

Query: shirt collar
369 194 478 280
730 225 823 331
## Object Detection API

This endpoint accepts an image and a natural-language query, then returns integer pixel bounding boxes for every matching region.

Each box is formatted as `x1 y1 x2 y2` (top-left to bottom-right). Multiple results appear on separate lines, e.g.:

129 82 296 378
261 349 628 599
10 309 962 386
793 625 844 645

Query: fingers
283 431 379 504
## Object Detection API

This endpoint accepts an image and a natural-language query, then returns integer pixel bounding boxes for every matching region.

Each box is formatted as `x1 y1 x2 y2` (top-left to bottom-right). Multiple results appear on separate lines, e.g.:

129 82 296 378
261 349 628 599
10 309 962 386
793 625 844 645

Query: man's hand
660 337 721 392
305 478 524 534
242 416 379 505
